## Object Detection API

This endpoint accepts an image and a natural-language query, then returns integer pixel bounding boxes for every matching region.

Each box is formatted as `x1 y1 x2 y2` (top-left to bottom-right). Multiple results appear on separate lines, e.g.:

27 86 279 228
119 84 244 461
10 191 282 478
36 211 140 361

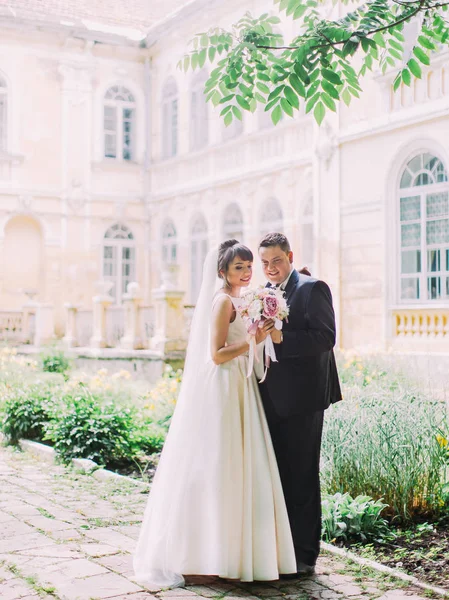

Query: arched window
301 196 315 274
222 115 243 142
0 75 7 152
103 223 136 304
223 203 244 241
162 219 177 264
399 152 449 302
162 78 178 158
104 85 136 161
260 198 284 236
190 70 209 151
190 214 208 303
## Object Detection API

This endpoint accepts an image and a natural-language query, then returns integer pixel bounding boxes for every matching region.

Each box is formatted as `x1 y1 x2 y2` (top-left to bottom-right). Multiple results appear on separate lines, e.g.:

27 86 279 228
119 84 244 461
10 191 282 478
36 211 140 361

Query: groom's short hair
259 232 291 254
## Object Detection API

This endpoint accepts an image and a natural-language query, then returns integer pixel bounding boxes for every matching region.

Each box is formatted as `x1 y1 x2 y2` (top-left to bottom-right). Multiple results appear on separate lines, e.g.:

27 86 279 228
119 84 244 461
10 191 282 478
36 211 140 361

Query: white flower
247 299 263 320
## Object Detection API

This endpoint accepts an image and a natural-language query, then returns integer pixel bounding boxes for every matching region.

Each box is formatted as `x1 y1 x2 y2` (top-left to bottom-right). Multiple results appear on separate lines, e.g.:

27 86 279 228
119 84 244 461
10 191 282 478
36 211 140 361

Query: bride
133 240 296 589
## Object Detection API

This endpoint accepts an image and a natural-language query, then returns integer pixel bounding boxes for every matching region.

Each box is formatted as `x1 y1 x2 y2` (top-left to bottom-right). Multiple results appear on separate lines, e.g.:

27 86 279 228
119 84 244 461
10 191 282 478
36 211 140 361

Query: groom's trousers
265 407 324 568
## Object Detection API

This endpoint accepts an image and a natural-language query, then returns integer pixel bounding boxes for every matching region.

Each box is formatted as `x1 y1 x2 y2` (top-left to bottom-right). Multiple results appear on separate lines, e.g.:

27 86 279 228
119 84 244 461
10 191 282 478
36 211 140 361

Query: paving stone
79 542 120 557
44 557 109 578
333 583 364 597
377 593 427 600
0 577 37 600
56 572 142 599
84 528 136 552
93 552 134 575
0 531 55 553
159 589 199 596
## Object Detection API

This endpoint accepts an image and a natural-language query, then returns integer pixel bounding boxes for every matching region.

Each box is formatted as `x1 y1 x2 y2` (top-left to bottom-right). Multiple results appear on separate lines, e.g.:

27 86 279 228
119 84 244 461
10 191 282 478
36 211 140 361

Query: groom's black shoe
296 562 315 576
280 562 315 580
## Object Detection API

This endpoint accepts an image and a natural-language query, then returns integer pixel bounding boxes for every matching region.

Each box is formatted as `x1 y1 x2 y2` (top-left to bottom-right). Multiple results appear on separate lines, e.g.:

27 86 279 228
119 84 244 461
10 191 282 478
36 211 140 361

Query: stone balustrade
0 311 24 341
392 307 449 350
151 118 313 196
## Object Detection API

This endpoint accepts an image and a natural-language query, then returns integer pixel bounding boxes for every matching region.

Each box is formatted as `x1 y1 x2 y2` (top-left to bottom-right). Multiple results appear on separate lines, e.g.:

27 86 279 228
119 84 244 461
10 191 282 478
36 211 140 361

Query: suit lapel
284 269 299 304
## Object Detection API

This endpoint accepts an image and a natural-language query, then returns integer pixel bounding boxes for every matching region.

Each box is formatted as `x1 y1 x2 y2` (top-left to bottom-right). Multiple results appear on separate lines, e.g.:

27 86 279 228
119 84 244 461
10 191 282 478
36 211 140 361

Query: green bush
322 492 394 543
323 356 449 523
2 386 58 444
41 350 71 376
45 390 140 467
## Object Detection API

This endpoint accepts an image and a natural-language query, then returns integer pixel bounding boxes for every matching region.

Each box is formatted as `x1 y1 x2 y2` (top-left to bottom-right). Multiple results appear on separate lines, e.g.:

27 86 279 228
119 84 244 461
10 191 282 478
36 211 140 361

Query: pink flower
263 295 279 318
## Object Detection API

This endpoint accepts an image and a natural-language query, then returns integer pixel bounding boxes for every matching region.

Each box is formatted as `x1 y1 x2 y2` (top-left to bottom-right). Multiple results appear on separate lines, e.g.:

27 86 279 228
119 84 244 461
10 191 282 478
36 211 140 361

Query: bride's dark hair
218 239 253 286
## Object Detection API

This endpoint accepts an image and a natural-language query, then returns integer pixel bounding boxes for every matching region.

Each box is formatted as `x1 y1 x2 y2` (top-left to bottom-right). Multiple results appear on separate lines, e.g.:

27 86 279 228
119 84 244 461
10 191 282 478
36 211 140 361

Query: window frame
102 223 136 305
190 71 209 152
162 219 177 264
103 85 136 162
162 78 179 159
398 152 449 304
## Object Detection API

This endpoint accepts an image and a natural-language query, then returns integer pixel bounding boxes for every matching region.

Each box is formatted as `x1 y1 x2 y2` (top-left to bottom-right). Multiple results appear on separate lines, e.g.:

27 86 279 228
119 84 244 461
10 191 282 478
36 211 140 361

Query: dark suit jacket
262 269 342 418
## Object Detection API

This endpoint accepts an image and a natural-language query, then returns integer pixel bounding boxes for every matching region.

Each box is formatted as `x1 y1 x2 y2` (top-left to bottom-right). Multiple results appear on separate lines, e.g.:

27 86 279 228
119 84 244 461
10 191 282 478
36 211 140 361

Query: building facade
0 0 448 356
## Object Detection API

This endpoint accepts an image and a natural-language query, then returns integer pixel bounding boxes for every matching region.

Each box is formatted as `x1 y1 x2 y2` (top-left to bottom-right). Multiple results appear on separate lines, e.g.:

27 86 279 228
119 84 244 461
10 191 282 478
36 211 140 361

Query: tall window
301 196 315 274
223 203 244 241
190 214 208 303
162 220 177 264
260 198 284 236
103 223 135 304
0 75 7 152
190 71 209 151
399 152 449 302
104 86 136 161
162 78 178 158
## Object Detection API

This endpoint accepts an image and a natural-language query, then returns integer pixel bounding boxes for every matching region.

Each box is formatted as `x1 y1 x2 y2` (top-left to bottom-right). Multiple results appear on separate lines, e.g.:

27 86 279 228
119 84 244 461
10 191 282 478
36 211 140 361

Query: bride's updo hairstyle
218 239 253 288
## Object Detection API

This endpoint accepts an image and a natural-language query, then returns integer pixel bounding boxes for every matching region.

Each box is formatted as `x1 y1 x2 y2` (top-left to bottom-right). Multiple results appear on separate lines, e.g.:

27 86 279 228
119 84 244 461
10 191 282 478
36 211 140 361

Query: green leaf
236 95 251 111
402 68 411 87
321 93 336 112
407 58 422 79
200 34 209 48
256 82 270 94
280 97 294 117
293 4 307 20
267 85 285 102
418 35 435 51
265 97 280 112
198 48 207 69
211 91 221 106
271 105 283 126
289 74 306 98
314 101 325 126
373 32 386 48
305 92 320 113
284 86 299 109
191 53 199 70
208 47 216 63
342 88 351 106
219 93 235 104
257 72 271 82
413 46 430 66
232 106 243 121
322 68 343 86
223 112 233 127
321 79 339 100
220 105 233 116
393 73 402 92
183 55 190 72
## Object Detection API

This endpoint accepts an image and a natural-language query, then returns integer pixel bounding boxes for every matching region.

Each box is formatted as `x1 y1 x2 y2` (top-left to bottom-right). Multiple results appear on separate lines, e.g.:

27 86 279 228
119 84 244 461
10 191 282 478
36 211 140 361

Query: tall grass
322 355 449 523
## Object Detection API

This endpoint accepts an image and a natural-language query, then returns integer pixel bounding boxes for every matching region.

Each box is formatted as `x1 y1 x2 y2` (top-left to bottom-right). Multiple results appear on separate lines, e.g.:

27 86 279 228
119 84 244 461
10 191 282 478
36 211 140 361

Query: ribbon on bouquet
245 319 279 383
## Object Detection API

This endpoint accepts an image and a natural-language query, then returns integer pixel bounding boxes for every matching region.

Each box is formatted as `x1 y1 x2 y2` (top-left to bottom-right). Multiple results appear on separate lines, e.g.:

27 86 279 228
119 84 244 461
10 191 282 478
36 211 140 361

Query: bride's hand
255 319 275 344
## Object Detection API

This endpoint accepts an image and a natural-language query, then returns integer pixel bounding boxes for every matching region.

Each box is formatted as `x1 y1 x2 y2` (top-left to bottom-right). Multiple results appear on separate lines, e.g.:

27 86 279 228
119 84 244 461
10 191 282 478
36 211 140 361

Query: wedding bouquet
237 286 289 382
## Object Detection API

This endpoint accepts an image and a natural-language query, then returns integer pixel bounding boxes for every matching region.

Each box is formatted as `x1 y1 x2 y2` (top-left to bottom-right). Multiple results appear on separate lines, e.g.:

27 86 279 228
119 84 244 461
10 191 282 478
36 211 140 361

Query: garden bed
343 516 449 591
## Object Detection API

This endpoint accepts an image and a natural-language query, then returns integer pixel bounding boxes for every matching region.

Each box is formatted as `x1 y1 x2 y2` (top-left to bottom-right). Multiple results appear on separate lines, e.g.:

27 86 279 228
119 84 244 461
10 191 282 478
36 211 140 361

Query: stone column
33 304 55 347
22 301 38 344
62 303 80 348
89 281 113 349
149 264 187 355
120 282 145 350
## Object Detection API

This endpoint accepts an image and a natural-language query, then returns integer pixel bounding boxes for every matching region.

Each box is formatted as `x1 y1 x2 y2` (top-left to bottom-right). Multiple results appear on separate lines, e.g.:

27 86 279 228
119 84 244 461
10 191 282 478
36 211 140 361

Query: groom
258 232 342 576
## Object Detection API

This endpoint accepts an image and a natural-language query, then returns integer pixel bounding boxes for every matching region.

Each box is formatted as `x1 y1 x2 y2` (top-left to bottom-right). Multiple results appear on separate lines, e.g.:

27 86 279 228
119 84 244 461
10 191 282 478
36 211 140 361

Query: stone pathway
0 445 430 600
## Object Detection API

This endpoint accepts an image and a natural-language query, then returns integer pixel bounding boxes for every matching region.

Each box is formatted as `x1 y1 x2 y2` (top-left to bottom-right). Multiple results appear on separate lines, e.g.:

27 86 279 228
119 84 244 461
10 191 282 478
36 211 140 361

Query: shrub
2 385 59 444
322 492 394 543
323 356 449 523
45 390 139 467
141 364 182 429
41 350 71 376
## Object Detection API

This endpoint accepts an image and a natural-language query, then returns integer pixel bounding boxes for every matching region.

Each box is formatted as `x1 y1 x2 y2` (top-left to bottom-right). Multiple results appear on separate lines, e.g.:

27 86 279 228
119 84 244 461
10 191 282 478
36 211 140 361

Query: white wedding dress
133 250 296 590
